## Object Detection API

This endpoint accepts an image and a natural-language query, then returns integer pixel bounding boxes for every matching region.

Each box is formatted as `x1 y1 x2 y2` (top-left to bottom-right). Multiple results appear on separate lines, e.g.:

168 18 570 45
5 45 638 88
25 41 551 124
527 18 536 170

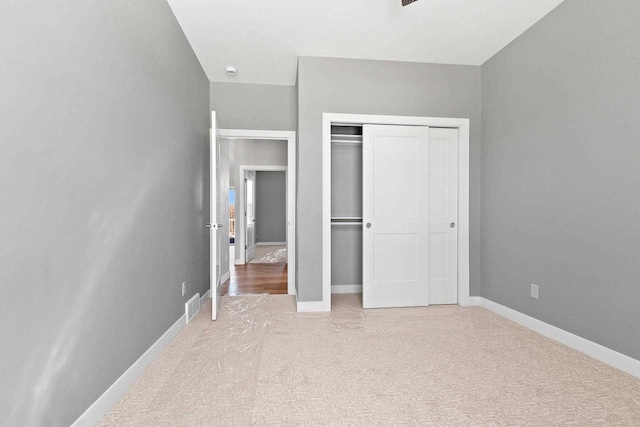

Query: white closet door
428 128 458 305
363 125 430 308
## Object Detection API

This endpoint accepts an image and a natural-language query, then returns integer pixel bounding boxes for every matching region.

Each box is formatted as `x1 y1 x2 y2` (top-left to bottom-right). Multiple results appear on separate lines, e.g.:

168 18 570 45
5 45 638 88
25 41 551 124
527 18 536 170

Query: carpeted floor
99 294 640 426
249 245 287 263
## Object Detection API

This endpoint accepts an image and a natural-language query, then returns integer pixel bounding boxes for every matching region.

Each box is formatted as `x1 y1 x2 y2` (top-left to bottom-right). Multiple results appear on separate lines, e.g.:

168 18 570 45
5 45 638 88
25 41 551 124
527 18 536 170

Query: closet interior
330 124 363 292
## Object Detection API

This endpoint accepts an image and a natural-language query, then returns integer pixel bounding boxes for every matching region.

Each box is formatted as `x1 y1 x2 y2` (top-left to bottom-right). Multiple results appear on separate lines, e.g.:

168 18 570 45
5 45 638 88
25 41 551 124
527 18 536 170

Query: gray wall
0 2 210 426
255 171 287 243
481 0 640 360
297 56 482 301
228 139 288 188
211 82 297 131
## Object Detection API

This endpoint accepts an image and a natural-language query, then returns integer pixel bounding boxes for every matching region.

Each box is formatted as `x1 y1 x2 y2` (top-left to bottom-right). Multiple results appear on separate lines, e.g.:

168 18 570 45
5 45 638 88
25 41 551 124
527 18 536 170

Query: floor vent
185 293 201 324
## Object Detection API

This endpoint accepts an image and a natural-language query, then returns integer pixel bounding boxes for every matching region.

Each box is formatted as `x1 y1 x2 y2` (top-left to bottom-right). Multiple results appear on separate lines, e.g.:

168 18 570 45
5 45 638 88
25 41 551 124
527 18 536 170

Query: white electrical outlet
182 282 186 296
531 284 539 299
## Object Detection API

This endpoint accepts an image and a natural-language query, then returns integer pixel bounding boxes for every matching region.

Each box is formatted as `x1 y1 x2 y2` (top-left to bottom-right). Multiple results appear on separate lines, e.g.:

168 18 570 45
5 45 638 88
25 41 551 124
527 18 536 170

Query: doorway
218 130 296 296
242 168 288 264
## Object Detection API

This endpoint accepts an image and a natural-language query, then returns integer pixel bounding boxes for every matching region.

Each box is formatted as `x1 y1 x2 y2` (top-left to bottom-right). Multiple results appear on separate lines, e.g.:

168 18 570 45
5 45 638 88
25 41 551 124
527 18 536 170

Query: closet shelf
331 140 363 145
331 134 362 138
331 222 363 226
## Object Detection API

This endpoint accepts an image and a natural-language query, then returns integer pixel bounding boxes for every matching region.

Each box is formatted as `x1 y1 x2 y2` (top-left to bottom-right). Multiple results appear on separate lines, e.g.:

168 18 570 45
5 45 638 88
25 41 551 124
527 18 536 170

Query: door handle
206 224 212 229
366 223 372 229
450 222 456 228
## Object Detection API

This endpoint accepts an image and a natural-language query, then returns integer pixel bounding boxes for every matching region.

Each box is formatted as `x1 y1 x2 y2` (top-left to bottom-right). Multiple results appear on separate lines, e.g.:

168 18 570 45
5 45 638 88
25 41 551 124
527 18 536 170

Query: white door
245 171 256 262
363 125 430 308
210 111 221 320
428 128 458 305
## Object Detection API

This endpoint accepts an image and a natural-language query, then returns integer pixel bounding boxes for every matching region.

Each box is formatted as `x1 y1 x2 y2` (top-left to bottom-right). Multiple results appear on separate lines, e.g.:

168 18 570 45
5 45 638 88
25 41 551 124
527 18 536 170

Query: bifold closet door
363 125 430 308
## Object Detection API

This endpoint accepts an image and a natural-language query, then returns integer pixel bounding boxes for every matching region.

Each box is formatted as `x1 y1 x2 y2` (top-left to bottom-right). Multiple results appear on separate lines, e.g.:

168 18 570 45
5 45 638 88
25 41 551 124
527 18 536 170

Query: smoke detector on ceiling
225 66 237 76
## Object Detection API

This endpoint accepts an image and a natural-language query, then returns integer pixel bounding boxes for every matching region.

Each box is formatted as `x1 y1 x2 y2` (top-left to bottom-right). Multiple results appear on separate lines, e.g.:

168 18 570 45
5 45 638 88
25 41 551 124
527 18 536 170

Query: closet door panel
428 128 458 305
363 125 430 309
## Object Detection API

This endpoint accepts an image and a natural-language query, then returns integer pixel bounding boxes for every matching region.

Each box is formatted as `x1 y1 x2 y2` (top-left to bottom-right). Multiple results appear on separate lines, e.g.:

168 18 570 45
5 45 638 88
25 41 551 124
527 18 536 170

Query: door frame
321 113 470 311
218 129 296 296
238 165 287 263
243 169 257 263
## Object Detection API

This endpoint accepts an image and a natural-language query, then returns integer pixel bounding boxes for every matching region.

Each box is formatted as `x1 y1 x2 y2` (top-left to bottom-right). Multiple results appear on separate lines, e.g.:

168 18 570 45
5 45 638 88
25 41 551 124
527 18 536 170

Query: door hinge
245 245 248 250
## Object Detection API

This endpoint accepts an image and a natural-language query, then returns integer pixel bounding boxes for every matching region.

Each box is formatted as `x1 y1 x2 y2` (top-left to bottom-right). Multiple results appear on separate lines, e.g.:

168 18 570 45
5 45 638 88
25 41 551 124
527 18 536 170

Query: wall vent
185 293 201 324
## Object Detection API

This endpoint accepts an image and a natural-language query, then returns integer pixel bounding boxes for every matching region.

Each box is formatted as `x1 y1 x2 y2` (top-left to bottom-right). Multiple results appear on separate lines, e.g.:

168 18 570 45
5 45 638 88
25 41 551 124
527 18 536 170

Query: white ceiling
167 0 565 86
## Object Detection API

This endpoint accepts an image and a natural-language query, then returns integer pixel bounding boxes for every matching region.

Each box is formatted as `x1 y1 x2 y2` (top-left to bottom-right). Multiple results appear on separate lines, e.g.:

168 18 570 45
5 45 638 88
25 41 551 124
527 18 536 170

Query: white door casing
245 170 256 262
363 124 430 309
428 128 458 305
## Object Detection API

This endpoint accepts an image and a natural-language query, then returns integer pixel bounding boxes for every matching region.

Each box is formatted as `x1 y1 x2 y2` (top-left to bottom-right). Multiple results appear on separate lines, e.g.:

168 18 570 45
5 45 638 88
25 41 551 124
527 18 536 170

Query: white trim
322 116 332 312
468 296 482 306
219 129 296 297
218 271 230 287
219 129 294 140
322 113 471 311
200 289 211 303
297 299 332 312
256 242 286 246
71 314 187 427
477 297 640 379
331 284 363 294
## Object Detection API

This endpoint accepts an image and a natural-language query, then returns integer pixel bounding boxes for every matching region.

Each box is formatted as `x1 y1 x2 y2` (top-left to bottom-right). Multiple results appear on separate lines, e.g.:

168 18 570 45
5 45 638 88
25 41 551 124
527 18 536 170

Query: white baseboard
200 289 211 304
71 313 187 426
468 296 482 306
331 284 362 294
256 242 286 246
296 297 330 313
219 271 230 286
476 297 640 379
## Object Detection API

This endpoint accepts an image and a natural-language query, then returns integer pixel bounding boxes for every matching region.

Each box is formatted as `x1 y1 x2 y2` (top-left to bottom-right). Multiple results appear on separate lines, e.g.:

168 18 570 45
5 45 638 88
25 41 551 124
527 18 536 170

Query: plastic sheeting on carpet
99 294 640 426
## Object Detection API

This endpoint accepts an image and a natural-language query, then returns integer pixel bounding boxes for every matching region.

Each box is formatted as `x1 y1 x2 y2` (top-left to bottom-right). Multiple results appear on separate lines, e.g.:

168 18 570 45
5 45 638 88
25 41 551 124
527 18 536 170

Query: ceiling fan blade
402 0 419 5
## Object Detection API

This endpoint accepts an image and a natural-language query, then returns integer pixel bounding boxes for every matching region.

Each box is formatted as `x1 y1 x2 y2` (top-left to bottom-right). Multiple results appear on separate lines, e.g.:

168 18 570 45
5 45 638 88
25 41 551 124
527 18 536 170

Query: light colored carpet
99 295 640 426
249 245 286 263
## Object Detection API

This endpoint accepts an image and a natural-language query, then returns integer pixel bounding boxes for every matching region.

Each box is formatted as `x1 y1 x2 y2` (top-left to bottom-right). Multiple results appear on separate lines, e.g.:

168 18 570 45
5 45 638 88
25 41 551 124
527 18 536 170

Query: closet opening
316 113 470 313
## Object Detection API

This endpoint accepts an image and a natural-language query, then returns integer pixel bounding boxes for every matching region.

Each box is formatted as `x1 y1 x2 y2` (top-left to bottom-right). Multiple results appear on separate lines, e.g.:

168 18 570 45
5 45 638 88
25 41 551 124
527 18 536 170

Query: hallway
221 246 288 295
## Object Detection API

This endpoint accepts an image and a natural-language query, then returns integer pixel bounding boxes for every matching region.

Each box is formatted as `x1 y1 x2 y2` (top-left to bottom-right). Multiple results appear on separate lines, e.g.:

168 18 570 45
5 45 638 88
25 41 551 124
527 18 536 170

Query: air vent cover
185 293 201 324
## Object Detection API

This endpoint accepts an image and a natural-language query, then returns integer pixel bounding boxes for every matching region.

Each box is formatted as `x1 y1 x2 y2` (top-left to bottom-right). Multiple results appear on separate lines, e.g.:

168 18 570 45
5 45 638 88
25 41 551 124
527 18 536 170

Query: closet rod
331 222 363 226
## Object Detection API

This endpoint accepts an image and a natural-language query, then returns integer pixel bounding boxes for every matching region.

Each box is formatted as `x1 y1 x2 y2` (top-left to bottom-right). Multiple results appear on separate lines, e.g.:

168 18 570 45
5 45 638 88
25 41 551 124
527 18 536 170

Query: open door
210 111 221 320
245 170 256 262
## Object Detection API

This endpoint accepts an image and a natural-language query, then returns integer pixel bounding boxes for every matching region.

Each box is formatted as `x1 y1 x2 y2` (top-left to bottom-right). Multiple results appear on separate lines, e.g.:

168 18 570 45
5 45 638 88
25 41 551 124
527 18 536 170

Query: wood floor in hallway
221 261 288 295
